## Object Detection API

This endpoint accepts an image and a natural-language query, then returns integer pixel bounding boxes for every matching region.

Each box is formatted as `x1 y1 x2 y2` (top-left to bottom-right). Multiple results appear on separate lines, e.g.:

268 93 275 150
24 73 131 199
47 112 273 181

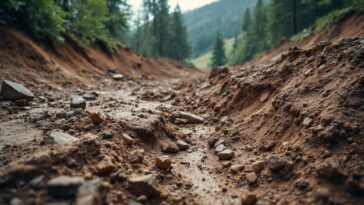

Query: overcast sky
129 0 217 12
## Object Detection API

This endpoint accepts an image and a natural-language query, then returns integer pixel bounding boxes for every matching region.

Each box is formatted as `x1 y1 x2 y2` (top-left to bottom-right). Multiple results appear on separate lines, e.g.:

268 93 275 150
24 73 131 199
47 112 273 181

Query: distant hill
183 0 257 57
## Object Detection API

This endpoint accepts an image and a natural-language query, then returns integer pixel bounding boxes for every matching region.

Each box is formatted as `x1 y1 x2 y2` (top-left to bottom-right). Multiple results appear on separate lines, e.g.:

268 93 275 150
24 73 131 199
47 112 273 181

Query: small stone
217 149 235 160
230 164 244 174
259 92 269 102
252 161 265 173
102 130 114 139
302 117 313 127
246 172 258 185
45 129 78 144
176 140 189 150
155 156 172 170
128 175 159 197
130 149 144 164
316 158 347 183
316 187 330 200
96 157 115 175
1 80 34 101
268 156 286 172
29 175 46 190
208 137 218 148
14 99 28 106
214 139 225 148
122 133 135 145
83 94 97 101
112 74 124 81
71 97 86 109
90 112 104 124
47 176 85 198
241 193 257 205
171 111 204 123
76 178 103 205
215 144 226 154
295 179 309 190
10 198 22 205
161 143 179 153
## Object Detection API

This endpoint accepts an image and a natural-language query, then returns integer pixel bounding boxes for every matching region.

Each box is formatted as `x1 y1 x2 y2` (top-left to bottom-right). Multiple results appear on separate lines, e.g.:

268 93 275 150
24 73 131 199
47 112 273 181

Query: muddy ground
1 39 364 205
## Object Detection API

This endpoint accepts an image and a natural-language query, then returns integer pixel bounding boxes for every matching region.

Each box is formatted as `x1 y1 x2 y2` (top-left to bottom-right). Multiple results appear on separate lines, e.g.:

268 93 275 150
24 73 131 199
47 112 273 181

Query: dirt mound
0 28 197 88
249 10 364 66
176 38 364 204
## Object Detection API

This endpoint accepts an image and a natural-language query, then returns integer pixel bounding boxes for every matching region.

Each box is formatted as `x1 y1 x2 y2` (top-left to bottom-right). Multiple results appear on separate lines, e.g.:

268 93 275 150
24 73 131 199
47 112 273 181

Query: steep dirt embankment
0 28 196 88
249 11 364 65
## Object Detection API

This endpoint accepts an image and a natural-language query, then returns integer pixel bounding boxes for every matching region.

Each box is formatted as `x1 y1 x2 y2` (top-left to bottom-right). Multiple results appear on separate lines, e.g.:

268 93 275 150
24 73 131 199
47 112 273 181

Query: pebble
230 164 245 174
161 143 179 153
90 112 104 124
246 172 258 185
215 144 226 153
47 176 84 198
176 139 189 150
130 149 144 164
241 193 257 205
128 174 159 197
316 158 347 182
268 156 286 172
252 160 265 173
71 97 86 109
0 80 34 101
122 133 135 145
112 74 124 81
316 187 330 200
45 129 78 144
155 156 172 170
217 149 235 160
302 117 313 127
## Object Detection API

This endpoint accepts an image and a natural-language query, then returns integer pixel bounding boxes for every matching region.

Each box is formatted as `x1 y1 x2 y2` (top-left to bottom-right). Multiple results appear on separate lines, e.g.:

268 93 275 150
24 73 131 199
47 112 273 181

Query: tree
242 8 252 32
169 5 190 60
106 0 130 43
210 32 226 67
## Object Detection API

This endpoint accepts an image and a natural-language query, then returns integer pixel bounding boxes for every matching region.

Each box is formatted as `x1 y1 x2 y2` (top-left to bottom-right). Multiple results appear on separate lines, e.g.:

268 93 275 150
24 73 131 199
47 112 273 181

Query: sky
129 0 217 13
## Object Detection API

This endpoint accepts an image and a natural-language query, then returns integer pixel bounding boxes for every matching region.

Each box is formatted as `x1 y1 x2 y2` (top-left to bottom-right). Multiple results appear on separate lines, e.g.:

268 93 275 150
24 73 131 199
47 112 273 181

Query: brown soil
0 12 364 205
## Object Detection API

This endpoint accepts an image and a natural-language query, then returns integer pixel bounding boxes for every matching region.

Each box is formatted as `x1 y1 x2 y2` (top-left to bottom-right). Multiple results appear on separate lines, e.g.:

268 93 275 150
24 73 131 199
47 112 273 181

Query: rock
252 161 265 173
317 158 347 183
217 149 235 160
47 176 85 198
0 80 34 101
102 130 114 139
176 139 189 150
10 198 22 205
302 117 313 127
90 113 104 125
45 129 79 144
246 172 258 185
295 179 309 190
155 156 172 170
215 144 226 154
160 143 179 153
122 133 135 145
259 92 269 102
30 175 46 190
112 74 124 81
214 139 225 148
316 187 330 200
83 94 97 101
267 156 286 172
241 193 257 205
208 137 219 148
344 177 362 194
96 157 115 175
14 99 28 106
230 164 245 174
128 175 159 197
71 97 86 109
130 149 144 164
171 111 204 123
76 178 104 205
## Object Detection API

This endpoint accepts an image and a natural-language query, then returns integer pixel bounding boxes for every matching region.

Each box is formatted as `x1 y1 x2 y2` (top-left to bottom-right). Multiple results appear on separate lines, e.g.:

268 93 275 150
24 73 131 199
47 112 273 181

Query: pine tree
242 8 252 32
169 5 190 60
210 32 226 67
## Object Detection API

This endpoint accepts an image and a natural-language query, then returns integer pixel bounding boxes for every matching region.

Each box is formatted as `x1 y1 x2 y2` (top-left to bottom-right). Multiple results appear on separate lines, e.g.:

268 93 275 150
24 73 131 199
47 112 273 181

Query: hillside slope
248 10 364 66
0 28 197 89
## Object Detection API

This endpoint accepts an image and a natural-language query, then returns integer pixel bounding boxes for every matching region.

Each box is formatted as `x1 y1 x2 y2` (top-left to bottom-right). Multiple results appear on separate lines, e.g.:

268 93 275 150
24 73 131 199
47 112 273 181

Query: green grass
192 37 236 70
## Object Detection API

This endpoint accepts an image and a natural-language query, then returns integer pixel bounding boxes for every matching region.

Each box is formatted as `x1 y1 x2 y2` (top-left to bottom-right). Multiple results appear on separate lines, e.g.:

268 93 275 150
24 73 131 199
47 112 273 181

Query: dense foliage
130 0 191 61
229 0 364 65
0 0 129 48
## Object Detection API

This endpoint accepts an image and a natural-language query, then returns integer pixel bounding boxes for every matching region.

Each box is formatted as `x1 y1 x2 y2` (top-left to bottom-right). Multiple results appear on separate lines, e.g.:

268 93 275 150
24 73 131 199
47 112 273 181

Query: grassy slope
192 37 235 70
